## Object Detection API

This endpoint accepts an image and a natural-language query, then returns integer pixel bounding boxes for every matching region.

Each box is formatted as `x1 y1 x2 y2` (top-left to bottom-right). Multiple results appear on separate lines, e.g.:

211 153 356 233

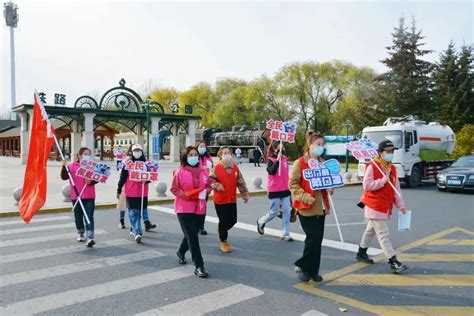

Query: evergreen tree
456 45 474 128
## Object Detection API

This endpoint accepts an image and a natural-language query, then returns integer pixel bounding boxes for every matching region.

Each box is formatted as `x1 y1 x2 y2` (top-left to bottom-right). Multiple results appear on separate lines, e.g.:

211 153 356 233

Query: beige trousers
360 219 395 258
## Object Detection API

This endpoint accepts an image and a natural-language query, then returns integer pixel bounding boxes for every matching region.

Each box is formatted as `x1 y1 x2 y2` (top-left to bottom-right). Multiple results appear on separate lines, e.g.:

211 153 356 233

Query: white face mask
222 154 232 162
81 155 92 161
133 151 142 159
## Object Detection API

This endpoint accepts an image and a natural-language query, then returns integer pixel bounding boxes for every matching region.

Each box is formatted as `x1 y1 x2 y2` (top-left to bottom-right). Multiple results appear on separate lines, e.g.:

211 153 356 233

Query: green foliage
451 124 474 159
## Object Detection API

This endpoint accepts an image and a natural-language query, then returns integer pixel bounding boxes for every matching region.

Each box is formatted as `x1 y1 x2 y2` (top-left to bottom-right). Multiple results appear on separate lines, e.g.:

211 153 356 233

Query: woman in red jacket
171 146 212 278
210 146 249 253
356 140 408 273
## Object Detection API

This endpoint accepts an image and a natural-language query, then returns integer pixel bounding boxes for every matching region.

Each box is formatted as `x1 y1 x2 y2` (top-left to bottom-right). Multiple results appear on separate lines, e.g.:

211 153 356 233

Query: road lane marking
0 239 130 264
0 266 195 315
327 274 474 287
0 216 71 226
0 223 75 235
0 230 107 248
136 284 264 315
0 250 165 287
399 253 474 262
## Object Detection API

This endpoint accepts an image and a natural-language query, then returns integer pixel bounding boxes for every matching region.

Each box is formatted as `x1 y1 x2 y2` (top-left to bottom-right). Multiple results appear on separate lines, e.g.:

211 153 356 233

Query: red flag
18 92 55 223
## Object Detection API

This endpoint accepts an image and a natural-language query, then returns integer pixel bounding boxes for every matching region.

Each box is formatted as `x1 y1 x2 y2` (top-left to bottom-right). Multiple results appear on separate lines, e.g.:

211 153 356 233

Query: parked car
436 155 474 192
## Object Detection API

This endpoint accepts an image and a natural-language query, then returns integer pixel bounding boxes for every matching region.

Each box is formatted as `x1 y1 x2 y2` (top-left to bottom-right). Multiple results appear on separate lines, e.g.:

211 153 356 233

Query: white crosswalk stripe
0 250 165 287
136 283 264 316
0 266 195 315
0 239 129 264
0 229 107 248
0 223 75 235
0 216 71 226
301 310 328 316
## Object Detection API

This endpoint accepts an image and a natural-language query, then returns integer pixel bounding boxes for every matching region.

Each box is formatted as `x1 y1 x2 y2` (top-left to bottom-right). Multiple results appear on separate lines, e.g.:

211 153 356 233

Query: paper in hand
398 210 412 232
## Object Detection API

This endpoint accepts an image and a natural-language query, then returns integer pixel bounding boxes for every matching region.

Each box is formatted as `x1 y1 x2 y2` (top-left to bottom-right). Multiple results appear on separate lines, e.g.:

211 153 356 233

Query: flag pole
328 194 344 243
53 134 90 224
140 181 145 219
71 184 87 212
278 140 282 176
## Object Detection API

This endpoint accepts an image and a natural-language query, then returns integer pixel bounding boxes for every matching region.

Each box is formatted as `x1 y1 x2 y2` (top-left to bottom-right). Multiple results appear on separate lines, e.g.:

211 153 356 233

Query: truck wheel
406 165 421 188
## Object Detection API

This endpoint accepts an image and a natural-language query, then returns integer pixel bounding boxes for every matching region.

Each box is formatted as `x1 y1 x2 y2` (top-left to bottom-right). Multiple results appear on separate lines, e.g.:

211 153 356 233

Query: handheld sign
345 138 402 197
266 119 297 143
123 159 160 182
302 158 344 190
76 160 111 183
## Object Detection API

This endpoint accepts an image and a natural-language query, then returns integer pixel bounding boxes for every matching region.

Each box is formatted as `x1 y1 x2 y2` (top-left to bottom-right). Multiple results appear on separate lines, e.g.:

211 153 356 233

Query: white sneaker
135 235 142 243
77 234 85 242
281 235 294 242
86 239 95 248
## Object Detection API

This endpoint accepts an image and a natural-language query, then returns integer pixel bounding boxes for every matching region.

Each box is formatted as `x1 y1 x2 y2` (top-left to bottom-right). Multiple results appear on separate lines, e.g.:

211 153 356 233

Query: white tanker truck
358 116 456 187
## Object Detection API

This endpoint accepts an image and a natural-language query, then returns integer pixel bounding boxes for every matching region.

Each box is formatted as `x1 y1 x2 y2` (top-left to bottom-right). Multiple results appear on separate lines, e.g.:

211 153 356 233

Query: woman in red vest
210 146 250 253
289 132 333 283
356 140 408 273
171 146 212 278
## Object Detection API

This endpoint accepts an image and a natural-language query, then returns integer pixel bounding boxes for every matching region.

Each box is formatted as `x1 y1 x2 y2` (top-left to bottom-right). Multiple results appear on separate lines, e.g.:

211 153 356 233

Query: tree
451 124 474 159
149 87 179 114
212 78 250 130
378 16 434 120
455 45 474 128
179 82 217 127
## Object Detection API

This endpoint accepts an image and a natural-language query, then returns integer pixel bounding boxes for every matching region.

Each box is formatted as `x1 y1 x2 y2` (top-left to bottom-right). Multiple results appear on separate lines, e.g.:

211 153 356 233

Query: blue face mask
187 156 199 166
383 153 394 162
313 146 325 156
198 147 207 155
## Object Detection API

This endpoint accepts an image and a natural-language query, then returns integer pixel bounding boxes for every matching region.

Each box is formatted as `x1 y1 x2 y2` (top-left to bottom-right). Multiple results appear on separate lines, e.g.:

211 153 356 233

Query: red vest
213 163 239 205
361 161 397 214
292 157 330 210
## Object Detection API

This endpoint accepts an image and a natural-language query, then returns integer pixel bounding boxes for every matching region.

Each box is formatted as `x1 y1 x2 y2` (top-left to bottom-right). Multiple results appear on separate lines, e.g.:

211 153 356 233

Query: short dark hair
75 147 91 162
180 146 198 166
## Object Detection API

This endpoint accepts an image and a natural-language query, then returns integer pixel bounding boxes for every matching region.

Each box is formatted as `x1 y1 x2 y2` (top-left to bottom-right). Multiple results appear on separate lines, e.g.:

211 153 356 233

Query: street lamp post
343 120 351 172
145 100 151 159
3 0 19 120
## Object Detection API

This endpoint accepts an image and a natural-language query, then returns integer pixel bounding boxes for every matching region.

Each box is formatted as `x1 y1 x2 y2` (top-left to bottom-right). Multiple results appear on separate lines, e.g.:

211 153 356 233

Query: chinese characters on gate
303 159 344 190
38 92 67 106
266 119 297 143
345 138 378 161
123 160 160 182
76 160 111 183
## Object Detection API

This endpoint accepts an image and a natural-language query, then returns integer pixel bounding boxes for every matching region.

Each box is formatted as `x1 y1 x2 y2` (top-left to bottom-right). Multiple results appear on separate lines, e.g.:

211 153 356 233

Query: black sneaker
257 220 265 235
311 274 324 282
177 251 186 264
144 220 157 232
297 271 311 282
356 247 375 264
86 239 95 248
119 219 126 229
194 267 209 278
389 256 408 274
198 229 208 236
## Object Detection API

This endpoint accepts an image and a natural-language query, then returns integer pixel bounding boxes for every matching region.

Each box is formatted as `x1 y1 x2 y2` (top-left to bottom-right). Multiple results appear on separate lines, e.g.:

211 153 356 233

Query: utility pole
3 1 19 120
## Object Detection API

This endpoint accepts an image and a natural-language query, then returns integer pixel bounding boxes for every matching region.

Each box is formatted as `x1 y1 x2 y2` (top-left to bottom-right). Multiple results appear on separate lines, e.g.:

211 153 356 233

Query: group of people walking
60 132 408 280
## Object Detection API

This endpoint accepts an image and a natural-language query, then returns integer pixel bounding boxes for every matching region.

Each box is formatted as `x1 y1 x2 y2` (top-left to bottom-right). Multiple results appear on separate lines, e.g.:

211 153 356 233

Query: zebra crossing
0 213 334 315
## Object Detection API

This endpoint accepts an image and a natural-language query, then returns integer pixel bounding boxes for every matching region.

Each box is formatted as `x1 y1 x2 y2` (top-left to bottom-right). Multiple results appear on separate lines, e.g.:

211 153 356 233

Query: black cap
378 140 397 152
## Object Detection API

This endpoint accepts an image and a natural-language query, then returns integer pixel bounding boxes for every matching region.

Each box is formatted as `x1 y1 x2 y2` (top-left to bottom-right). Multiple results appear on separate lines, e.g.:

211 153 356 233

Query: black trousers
177 213 204 268
294 213 326 277
215 203 237 242
197 214 206 230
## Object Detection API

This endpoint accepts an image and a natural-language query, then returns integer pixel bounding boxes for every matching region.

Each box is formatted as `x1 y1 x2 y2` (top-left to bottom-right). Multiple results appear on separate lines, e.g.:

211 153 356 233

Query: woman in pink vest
171 146 212 278
257 141 293 241
60 147 97 248
196 141 213 235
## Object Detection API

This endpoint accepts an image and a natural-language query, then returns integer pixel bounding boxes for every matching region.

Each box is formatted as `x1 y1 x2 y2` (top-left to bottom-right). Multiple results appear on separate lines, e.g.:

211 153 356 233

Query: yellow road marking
294 284 474 316
427 239 474 246
326 274 474 287
399 253 474 262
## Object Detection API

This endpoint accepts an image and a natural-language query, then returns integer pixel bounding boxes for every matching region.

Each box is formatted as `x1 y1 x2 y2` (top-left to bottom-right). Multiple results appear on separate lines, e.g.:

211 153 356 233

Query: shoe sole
356 257 375 264
194 272 209 278
86 241 95 248
392 266 408 274
135 236 142 243
256 221 264 235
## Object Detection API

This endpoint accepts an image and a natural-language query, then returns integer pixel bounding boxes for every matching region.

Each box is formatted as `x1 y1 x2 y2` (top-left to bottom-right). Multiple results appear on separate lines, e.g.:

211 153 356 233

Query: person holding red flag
18 92 55 224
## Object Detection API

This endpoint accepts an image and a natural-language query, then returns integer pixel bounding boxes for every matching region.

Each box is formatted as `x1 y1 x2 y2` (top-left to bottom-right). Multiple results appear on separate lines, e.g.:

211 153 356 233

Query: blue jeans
128 208 143 235
258 195 291 236
72 199 95 239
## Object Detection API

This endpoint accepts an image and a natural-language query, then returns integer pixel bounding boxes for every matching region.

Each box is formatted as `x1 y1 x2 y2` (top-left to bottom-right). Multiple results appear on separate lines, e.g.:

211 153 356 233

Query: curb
0 183 362 218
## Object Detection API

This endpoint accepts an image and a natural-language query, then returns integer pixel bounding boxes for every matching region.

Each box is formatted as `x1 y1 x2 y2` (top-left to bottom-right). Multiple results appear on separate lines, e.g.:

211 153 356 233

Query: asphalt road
0 182 472 315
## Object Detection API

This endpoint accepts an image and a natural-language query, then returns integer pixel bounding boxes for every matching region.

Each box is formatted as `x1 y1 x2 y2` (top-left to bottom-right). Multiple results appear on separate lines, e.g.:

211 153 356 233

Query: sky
0 0 472 118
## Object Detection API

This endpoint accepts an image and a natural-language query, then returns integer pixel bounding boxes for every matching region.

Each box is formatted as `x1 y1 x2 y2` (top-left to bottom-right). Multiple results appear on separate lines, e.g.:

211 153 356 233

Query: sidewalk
0 156 360 215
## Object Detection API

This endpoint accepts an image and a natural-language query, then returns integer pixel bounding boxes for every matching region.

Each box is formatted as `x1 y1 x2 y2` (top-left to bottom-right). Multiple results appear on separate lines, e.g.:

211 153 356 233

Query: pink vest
199 155 213 169
68 162 96 200
125 177 149 198
173 166 209 215
267 156 290 193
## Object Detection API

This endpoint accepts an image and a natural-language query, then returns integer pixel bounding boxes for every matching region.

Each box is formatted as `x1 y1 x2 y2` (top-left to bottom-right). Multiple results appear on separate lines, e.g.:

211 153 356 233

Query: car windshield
451 156 474 168
362 131 403 149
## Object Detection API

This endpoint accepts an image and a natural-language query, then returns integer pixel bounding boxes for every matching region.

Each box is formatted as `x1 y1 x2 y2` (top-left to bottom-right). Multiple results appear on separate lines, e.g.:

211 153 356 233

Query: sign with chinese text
123 159 160 182
266 119 297 143
345 138 378 161
302 158 344 190
76 160 111 183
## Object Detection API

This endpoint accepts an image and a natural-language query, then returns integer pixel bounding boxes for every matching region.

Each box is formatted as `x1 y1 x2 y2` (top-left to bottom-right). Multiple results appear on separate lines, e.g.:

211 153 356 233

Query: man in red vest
356 140 408 273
